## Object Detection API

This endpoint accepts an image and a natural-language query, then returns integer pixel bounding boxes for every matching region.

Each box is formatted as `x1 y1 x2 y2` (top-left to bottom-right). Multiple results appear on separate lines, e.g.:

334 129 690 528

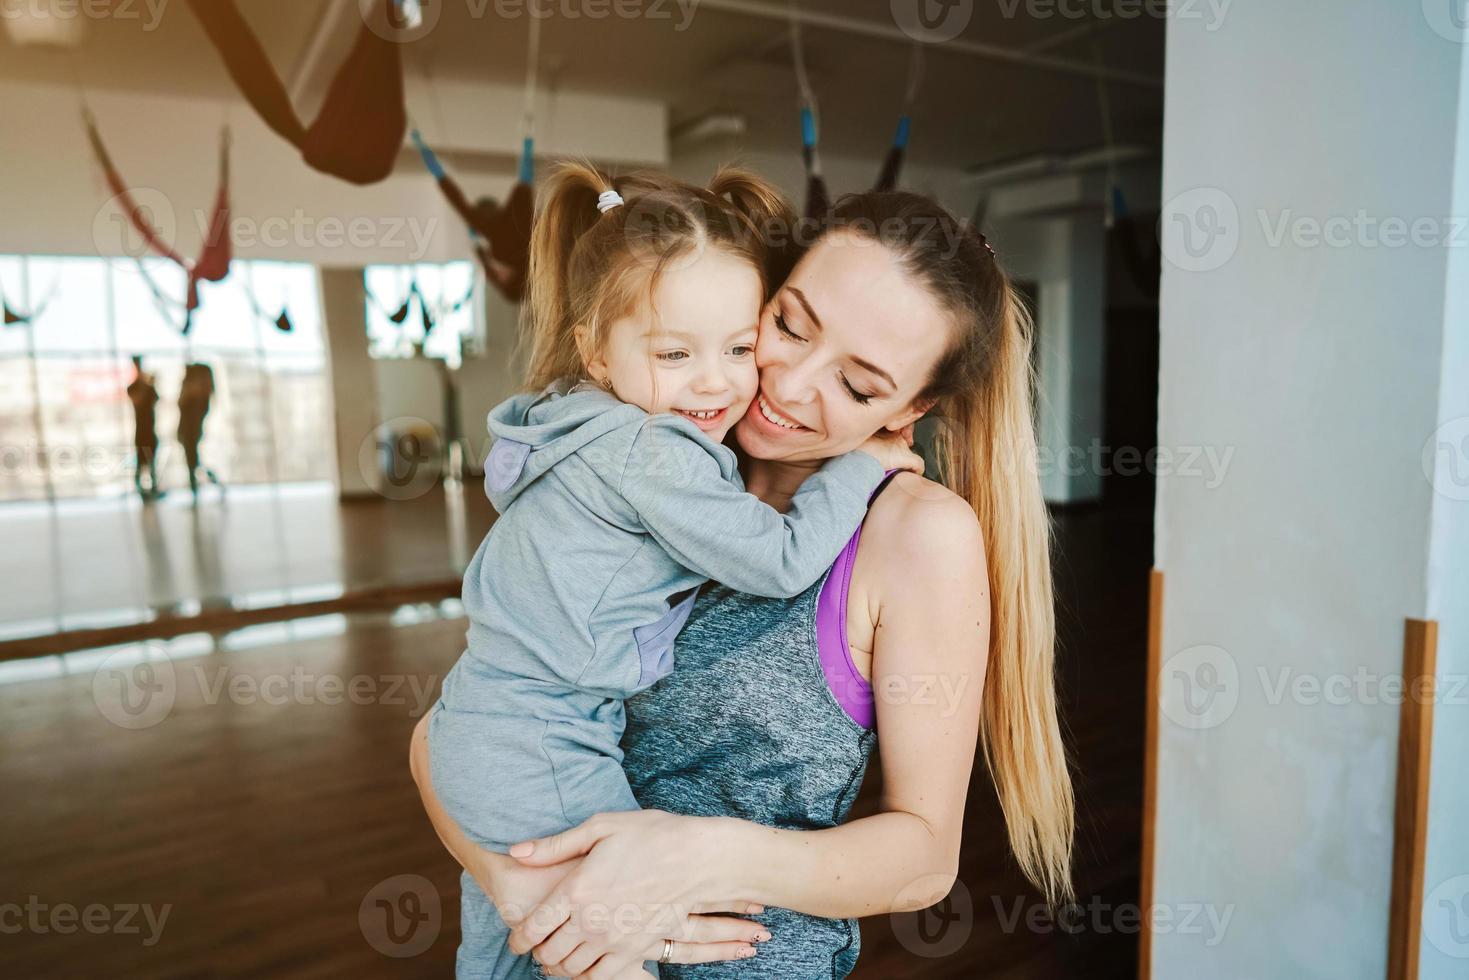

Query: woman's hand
504 810 770 977
857 424 923 474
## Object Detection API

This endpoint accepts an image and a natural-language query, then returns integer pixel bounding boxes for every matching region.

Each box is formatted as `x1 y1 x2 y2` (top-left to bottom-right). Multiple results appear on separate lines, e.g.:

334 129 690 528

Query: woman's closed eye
773 311 804 342
655 350 688 362
840 373 875 405
776 312 877 405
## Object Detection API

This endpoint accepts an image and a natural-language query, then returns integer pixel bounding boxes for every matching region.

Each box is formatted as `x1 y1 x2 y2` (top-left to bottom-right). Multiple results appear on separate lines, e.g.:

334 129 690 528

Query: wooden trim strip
1387 618 1438 980
0 579 463 663
1139 568 1163 980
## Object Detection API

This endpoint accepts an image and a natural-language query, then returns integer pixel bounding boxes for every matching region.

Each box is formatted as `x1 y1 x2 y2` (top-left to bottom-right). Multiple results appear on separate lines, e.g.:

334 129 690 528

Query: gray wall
1153 2 1468 977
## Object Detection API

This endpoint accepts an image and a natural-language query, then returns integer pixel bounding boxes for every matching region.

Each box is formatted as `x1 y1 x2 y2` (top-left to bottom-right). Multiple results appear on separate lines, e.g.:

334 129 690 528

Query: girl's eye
655 351 688 362
773 312 805 342
840 373 875 406
730 345 755 357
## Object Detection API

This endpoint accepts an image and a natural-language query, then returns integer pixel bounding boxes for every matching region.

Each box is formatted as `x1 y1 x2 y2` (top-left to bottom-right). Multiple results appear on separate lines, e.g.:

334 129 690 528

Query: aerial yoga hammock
184 0 407 186
1 276 59 326
789 7 925 220
412 131 533 304
84 108 232 334
367 277 477 340
788 14 828 222
409 14 541 303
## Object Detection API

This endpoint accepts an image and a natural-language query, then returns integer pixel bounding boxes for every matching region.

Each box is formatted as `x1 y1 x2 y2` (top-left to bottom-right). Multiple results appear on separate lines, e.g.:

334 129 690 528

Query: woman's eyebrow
787 286 897 390
786 286 823 330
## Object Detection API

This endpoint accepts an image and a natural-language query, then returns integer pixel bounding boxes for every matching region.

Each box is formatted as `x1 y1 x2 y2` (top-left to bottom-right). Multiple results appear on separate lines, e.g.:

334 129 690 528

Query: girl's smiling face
735 231 953 463
584 245 763 443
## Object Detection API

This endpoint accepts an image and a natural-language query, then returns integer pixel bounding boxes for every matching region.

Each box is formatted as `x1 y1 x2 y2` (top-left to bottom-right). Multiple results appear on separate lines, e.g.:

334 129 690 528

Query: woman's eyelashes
773 311 804 342
773 311 877 406
840 374 875 405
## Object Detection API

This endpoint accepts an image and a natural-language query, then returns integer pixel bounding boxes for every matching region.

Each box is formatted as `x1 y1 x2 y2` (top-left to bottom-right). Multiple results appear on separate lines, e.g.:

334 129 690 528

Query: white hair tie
596 189 624 214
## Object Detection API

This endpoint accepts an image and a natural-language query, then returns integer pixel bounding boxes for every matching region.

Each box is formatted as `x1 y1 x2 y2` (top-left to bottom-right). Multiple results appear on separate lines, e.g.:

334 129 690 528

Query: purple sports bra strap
815 468 903 729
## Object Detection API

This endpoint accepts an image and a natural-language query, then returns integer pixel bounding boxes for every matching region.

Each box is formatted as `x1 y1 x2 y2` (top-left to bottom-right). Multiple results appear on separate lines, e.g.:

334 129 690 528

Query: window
363 261 479 367
0 256 333 502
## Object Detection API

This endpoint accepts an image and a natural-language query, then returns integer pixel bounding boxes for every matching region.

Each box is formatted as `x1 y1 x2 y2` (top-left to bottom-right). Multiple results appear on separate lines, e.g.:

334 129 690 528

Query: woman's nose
764 356 820 406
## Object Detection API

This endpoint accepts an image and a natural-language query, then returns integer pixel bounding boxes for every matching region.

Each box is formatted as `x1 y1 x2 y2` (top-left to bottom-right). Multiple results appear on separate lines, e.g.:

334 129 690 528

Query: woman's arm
408 712 574 920
408 713 769 976
506 479 990 965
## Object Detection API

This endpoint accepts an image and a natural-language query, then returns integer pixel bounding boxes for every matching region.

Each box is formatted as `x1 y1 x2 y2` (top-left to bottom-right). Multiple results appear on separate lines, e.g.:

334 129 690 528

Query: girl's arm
407 713 574 918
618 416 919 598
505 481 990 971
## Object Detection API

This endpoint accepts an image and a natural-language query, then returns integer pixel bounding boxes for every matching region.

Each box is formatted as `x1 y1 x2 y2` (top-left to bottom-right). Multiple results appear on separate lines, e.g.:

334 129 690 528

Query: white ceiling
0 0 1164 171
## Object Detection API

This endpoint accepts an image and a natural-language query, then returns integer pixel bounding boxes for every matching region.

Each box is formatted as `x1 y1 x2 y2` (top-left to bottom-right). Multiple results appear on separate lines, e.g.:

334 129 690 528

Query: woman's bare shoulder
857 472 987 591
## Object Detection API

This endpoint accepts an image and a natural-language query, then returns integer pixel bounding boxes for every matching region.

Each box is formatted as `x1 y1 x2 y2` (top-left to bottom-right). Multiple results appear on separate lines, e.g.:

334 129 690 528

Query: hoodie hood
483 378 645 512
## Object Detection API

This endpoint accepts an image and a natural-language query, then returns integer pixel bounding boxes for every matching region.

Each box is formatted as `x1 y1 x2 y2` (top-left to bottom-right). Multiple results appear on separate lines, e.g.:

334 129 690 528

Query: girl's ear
573 324 608 383
884 396 935 433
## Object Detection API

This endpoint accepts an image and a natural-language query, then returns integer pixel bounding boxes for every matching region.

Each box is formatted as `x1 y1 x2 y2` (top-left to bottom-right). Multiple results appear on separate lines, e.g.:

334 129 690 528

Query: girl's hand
503 810 769 977
857 426 924 474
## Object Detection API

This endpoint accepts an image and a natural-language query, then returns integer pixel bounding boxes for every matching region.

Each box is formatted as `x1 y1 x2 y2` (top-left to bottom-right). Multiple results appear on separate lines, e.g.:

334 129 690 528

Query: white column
317 266 381 499
1421 16 1469 979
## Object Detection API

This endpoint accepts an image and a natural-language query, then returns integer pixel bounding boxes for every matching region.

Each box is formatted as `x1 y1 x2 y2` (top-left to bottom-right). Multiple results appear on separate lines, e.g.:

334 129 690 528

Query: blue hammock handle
410 129 447 181
518 137 535 185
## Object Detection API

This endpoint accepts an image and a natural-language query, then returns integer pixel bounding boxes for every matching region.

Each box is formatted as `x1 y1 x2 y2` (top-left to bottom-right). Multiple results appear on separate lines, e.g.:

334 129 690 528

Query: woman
410 189 1074 978
178 362 224 498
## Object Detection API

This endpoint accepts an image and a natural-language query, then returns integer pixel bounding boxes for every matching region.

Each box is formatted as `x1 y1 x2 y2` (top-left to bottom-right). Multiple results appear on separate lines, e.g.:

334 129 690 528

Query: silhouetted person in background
178 362 224 499
125 355 161 501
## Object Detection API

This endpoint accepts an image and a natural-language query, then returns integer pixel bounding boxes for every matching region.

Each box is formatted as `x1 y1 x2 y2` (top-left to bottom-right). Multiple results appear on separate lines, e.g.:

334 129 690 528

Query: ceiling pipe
962 143 1153 186
691 0 1162 88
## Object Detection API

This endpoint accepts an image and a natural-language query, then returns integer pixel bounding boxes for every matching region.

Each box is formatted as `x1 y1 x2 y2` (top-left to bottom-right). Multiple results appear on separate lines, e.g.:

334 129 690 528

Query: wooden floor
0 502 1150 979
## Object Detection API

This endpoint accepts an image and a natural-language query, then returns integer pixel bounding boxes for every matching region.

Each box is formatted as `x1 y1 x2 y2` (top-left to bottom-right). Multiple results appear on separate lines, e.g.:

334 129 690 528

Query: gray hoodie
443 376 887 711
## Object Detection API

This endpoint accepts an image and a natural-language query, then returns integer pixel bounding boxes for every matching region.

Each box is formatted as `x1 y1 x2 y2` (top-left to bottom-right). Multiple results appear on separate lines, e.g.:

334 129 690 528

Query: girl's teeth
759 396 801 430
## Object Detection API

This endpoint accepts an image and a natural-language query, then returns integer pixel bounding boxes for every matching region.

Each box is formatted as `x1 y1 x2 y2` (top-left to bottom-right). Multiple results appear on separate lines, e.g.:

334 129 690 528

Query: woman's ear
884 396 935 434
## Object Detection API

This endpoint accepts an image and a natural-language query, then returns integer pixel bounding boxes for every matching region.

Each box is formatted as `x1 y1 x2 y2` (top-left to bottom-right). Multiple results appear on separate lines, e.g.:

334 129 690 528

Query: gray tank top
622 473 900 979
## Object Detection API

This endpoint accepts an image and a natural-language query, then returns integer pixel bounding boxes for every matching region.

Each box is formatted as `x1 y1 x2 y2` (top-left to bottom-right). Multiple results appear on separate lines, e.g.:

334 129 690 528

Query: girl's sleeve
616 417 886 597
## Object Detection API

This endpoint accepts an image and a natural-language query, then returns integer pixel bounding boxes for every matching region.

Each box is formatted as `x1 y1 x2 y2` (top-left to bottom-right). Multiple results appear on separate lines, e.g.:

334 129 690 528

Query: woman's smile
745 390 813 435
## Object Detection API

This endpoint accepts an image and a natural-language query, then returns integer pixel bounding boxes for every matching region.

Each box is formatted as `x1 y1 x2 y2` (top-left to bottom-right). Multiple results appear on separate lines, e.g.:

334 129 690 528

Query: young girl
427 163 921 978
